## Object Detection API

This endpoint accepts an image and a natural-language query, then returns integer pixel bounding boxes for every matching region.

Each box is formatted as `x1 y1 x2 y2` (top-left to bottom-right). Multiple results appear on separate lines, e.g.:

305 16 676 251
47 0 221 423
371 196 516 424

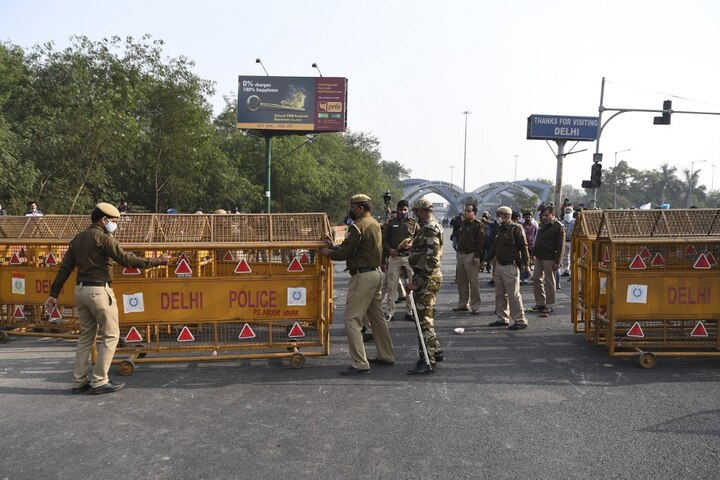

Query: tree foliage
0 36 407 221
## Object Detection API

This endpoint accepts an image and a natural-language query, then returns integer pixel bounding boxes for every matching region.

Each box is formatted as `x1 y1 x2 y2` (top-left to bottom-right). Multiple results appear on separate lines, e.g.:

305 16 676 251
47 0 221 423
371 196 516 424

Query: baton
401 269 433 369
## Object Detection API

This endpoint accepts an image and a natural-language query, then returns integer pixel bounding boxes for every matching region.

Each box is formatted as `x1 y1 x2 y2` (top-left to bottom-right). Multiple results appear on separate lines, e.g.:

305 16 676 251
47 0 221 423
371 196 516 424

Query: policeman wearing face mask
44 203 168 395
381 199 419 321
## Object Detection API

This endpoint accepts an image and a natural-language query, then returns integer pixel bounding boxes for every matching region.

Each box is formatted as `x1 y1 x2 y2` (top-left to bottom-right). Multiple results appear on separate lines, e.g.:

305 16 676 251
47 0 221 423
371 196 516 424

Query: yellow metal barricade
570 210 603 337
589 209 720 368
0 213 334 372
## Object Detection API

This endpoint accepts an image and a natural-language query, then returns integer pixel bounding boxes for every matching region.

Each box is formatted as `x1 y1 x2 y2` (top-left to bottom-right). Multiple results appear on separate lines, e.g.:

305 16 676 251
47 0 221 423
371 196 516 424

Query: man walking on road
452 204 485 314
44 203 168 395
530 206 565 317
319 194 395 375
381 199 418 321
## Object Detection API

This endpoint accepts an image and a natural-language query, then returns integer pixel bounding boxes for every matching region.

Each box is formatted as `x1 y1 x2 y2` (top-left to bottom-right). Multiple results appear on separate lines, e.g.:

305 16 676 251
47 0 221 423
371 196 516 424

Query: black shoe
340 366 370 376
406 360 434 375
91 381 125 395
488 320 509 327
71 383 91 394
488 280 495 286
561 271 570 276
362 333 374 343
451 307 469 312
395 297 406 304
434 352 444 362
404 313 415 322
368 357 395 366
508 323 528 331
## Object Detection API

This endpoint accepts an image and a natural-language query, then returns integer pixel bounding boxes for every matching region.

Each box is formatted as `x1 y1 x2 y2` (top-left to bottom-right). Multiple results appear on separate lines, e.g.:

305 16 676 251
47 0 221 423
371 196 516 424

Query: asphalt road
1 229 719 479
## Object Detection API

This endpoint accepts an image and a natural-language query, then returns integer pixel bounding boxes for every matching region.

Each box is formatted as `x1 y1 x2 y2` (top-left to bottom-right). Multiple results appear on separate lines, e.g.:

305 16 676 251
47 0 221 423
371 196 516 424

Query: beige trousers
345 270 395 368
493 262 528 325
381 254 412 318
456 252 481 311
532 258 557 307
73 285 119 388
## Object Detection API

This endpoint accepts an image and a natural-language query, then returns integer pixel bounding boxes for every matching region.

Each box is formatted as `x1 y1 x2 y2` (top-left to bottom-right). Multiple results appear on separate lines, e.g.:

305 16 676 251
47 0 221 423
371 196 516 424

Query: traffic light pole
590 76 720 209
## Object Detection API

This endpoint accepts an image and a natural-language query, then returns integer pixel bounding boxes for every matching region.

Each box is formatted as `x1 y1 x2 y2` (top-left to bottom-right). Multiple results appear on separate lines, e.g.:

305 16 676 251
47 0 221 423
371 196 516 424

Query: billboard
237 76 347 132
527 114 599 141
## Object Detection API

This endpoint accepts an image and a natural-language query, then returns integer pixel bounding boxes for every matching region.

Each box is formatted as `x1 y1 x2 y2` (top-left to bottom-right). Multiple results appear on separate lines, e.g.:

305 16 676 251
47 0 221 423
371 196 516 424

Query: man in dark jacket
530 206 565 316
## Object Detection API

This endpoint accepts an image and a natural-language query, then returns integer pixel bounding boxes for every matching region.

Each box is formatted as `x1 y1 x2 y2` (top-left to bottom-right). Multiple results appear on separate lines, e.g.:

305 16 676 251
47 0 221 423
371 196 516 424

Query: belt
349 267 379 276
457 250 474 255
396 252 409 257
76 281 112 287
498 260 518 266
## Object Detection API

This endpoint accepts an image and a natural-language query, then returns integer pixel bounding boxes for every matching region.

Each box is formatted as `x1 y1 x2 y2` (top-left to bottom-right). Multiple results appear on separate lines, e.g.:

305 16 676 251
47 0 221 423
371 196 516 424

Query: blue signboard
527 114 599 141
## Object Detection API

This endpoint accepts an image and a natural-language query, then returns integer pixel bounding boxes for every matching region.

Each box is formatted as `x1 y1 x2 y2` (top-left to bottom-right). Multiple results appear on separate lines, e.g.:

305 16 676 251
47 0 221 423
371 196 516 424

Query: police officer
44 203 169 394
381 199 418 321
485 206 531 330
319 194 395 375
452 203 485 314
404 198 444 374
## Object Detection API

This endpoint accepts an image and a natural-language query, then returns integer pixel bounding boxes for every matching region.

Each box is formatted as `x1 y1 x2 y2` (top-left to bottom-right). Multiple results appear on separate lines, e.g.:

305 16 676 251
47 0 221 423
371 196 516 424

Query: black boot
406 360 434 375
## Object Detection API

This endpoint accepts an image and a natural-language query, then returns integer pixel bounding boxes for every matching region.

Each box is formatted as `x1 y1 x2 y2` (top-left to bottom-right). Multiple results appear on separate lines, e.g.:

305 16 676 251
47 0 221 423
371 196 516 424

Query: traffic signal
591 163 602 187
653 100 672 125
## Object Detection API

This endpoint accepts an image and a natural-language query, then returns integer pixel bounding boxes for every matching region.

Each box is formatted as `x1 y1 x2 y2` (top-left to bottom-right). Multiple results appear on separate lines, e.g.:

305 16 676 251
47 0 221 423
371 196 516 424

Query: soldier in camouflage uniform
403 198 444 375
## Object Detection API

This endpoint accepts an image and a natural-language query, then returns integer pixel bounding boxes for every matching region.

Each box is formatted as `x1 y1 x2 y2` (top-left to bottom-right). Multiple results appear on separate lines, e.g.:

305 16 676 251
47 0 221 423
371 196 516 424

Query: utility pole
462 111 471 191
513 154 519 182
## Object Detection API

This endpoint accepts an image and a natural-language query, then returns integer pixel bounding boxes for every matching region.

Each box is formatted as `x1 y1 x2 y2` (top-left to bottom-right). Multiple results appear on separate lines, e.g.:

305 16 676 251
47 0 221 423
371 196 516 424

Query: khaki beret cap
414 198 433 210
213 209 228 214
96 202 120 218
496 206 512 215
350 194 371 204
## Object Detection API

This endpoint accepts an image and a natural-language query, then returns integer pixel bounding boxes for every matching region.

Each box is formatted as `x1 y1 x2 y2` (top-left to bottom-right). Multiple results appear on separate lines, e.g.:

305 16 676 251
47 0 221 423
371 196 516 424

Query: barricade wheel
118 360 136 376
290 352 305 369
639 352 656 369
0 331 8 343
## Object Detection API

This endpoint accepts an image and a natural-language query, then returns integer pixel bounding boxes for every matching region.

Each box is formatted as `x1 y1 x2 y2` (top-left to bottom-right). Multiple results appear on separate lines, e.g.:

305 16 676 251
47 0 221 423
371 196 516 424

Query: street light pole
450 165 455 186
689 160 707 207
613 148 631 209
462 111 471 191
513 154 519 182
712 163 716 191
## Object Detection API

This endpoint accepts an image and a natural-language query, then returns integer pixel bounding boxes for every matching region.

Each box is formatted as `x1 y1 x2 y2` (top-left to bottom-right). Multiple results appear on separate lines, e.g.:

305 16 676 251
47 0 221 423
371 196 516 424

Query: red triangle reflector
639 247 651 259
300 253 310 264
123 267 142 275
223 251 234 261
50 307 63 320
629 254 647 270
650 252 665 267
177 326 195 342
707 252 717 266
602 246 610 263
234 259 252 273
239 323 256 339
581 244 588 259
13 306 25 319
693 253 711 269
46 252 58 265
690 321 709 337
9 252 22 265
175 258 193 275
288 258 304 272
626 322 644 338
288 322 305 338
685 245 697 256
125 326 143 342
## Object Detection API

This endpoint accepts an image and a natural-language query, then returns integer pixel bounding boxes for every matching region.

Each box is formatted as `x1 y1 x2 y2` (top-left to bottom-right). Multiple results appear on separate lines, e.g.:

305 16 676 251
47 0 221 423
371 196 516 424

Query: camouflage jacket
409 215 443 285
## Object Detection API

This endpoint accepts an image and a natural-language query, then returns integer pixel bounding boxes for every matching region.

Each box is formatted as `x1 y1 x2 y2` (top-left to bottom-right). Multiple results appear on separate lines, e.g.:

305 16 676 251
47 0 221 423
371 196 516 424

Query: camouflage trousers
411 274 443 364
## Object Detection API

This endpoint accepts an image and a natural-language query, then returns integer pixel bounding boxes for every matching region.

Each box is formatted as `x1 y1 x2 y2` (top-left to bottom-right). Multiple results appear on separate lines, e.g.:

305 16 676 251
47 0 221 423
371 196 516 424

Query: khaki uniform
487 222 530 326
382 216 418 318
532 219 565 308
329 212 394 369
408 215 443 364
50 224 165 388
455 217 486 312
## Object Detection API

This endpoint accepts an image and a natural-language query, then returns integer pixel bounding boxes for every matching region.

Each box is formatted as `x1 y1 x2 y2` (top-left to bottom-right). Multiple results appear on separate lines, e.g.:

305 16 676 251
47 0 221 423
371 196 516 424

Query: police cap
496 206 512 215
96 202 120 219
481 211 490 218
350 194 371 204
414 199 433 210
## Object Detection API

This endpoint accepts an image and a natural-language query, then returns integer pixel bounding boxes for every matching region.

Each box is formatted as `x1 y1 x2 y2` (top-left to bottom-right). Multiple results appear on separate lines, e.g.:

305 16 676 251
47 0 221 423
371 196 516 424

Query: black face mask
396 212 407 220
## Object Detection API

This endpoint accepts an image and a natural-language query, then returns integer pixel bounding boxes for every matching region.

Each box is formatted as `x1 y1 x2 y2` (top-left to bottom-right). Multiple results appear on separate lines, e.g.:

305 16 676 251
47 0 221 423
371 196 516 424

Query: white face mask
564 214 573 222
104 218 118 234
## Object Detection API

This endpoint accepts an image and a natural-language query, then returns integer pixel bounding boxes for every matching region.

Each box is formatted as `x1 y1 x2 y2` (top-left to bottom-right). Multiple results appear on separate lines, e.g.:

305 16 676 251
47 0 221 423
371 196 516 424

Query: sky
2 0 720 201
